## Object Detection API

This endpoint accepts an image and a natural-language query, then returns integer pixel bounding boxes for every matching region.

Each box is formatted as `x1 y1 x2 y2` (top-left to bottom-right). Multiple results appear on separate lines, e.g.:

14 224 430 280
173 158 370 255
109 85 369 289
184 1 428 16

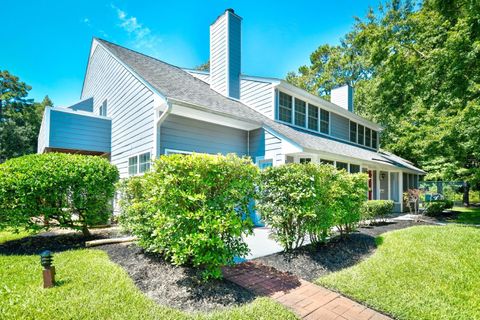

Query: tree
195 60 210 71
287 0 480 205
0 71 49 163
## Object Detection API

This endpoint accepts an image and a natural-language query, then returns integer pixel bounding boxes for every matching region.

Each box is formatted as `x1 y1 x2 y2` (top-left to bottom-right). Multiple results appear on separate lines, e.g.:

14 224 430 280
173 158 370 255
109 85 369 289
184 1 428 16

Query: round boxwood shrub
118 153 258 279
0 153 119 236
361 200 395 224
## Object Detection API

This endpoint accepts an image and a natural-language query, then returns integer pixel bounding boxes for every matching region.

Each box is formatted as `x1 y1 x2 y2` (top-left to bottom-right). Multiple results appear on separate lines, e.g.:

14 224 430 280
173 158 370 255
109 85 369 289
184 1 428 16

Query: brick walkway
223 262 391 320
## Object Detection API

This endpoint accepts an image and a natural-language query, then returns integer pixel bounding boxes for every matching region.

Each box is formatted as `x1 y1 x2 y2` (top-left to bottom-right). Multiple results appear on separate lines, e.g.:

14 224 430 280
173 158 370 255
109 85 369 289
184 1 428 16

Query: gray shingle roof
96 38 424 174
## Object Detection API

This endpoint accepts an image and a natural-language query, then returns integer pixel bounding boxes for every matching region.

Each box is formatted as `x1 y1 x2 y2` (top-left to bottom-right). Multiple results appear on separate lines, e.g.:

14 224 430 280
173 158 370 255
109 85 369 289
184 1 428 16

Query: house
37 9 424 215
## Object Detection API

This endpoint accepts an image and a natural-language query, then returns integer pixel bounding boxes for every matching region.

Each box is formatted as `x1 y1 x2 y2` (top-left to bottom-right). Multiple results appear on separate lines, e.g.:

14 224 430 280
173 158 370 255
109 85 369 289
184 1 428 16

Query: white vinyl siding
240 79 274 118
81 44 155 178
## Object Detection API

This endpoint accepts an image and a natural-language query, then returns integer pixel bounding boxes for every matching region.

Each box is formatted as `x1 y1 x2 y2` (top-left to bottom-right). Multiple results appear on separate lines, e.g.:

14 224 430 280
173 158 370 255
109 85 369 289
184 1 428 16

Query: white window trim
128 151 152 176
276 91 378 151
164 148 193 155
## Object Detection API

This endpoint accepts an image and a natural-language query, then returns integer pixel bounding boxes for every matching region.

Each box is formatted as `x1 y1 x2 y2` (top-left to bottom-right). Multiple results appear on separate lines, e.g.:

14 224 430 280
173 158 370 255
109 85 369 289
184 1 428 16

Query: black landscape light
40 250 55 288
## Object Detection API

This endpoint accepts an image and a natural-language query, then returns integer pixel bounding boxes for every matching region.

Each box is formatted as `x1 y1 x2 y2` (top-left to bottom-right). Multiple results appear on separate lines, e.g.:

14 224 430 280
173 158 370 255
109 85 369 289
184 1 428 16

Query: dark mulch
98 243 256 313
255 220 431 282
0 227 125 256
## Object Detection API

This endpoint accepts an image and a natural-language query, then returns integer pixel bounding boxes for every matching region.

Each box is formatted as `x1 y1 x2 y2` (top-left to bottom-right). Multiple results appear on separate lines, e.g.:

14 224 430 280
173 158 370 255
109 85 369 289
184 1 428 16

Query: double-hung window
278 92 293 123
372 131 378 149
139 152 151 173
99 100 107 116
320 109 329 134
307 104 319 131
365 128 372 148
350 121 357 143
128 156 138 176
294 98 306 127
336 162 348 171
299 158 311 164
357 125 365 145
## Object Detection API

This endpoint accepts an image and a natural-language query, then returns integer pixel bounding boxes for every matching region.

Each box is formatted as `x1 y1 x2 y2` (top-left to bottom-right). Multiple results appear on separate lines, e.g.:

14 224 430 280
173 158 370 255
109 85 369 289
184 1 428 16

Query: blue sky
2 1 379 107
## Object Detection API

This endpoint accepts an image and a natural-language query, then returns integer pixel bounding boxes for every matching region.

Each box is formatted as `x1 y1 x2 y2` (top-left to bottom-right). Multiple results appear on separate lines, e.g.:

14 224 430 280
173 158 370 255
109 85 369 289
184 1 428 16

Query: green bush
361 200 395 224
333 172 369 235
258 163 338 250
0 153 119 236
119 153 258 279
424 200 451 216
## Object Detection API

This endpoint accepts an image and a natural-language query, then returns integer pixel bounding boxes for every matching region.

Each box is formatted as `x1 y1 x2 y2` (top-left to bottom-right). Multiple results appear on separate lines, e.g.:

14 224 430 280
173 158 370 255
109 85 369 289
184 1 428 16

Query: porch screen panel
372 170 378 199
390 172 399 202
379 171 389 200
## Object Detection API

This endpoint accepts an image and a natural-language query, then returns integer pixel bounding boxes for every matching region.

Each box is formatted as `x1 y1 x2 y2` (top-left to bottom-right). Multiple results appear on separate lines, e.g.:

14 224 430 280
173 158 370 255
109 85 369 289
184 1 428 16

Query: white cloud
111 4 161 53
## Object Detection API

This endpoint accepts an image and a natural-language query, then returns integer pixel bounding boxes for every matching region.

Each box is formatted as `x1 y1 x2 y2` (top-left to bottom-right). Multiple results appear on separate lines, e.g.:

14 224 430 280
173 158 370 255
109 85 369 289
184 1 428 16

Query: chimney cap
226 8 235 13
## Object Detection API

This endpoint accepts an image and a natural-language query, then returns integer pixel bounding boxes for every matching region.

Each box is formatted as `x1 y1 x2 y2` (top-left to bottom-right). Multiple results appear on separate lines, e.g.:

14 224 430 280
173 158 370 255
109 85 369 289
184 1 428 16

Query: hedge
424 200 454 216
118 153 258 279
361 200 394 224
0 153 119 236
258 163 368 250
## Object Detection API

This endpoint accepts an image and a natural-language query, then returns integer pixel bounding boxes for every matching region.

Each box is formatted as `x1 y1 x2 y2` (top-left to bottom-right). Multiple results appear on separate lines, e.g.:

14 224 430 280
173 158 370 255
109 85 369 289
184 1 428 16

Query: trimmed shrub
361 200 395 224
0 153 119 236
333 172 369 235
118 153 258 279
424 200 451 216
258 163 338 250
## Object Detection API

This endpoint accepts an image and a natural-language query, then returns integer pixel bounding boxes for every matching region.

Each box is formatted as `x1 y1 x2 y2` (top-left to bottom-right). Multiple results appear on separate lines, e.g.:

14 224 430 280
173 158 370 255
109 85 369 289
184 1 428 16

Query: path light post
40 250 55 288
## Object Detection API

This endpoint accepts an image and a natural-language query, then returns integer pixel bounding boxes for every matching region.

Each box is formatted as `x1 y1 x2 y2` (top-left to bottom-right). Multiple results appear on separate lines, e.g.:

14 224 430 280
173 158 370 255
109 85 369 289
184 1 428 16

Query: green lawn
0 233 296 320
318 225 480 320
447 206 480 225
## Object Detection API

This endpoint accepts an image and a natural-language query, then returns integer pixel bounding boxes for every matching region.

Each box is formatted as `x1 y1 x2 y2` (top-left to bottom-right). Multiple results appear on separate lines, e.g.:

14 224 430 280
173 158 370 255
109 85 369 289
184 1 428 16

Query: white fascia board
88 39 169 105
169 98 261 130
275 81 383 131
50 107 112 120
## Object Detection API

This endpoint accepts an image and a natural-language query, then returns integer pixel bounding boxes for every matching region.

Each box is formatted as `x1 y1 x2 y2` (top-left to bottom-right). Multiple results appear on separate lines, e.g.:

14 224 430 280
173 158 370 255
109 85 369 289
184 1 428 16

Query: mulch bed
254 220 431 282
0 227 255 313
98 243 255 313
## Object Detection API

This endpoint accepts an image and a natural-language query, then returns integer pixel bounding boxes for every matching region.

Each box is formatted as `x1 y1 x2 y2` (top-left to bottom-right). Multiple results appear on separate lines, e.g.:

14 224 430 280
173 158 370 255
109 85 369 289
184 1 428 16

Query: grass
0 232 296 320
447 206 480 225
317 225 480 320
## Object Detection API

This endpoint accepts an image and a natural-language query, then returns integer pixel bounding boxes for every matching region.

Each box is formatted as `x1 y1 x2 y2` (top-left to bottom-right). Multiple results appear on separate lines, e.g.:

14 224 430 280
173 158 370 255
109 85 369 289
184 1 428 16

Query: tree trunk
463 182 470 207
81 225 91 237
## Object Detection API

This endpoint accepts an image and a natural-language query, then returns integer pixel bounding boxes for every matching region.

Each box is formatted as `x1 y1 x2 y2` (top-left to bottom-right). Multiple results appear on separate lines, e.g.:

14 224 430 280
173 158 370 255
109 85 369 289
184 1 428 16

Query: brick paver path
223 262 391 320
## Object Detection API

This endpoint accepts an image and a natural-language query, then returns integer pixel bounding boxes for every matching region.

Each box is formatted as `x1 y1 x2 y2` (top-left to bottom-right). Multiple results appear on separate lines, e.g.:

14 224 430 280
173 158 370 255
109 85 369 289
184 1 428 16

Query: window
336 162 349 171
258 159 273 170
350 121 357 143
320 109 329 134
294 98 306 127
308 104 319 131
128 156 138 176
99 100 107 116
365 128 372 148
278 92 292 123
372 131 378 149
349 164 361 174
357 125 365 145
320 159 334 166
165 149 192 155
139 152 151 173
299 158 311 164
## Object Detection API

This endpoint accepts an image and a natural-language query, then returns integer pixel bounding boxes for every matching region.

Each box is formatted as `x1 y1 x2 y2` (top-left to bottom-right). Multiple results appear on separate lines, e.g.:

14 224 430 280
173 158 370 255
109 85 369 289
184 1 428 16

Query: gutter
153 100 173 158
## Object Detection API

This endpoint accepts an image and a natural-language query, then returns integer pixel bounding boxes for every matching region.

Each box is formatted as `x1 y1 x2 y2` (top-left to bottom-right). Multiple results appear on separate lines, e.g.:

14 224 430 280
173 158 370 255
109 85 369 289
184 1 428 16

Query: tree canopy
0 70 50 162
287 0 480 195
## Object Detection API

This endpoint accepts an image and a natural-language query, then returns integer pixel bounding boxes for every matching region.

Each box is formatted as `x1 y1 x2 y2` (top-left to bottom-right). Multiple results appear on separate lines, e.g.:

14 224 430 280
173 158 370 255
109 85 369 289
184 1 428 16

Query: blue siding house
38 9 424 213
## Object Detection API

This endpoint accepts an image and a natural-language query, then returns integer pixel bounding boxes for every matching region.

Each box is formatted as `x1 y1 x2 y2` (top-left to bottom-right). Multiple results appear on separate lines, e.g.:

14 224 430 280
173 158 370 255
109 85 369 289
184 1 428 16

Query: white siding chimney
210 9 241 99
331 85 354 113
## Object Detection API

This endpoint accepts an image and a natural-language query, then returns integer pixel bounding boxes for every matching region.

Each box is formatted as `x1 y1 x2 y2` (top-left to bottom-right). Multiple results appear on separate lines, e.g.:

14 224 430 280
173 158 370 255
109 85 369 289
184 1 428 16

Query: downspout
153 100 173 158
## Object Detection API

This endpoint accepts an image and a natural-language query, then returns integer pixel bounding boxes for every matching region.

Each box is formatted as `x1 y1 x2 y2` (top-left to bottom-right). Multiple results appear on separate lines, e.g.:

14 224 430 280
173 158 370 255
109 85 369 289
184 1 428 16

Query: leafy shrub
0 153 119 236
119 153 258 279
333 172 369 235
258 163 338 250
361 200 395 224
424 200 451 216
